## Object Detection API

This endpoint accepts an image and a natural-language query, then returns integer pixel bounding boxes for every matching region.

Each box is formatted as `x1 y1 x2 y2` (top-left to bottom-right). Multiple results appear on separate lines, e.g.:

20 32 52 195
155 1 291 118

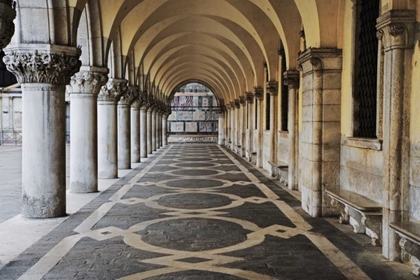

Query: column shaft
147 110 153 154
151 110 156 151
118 104 131 169
98 101 118 178
218 114 225 145
70 94 98 193
140 107 148 158
131 106 140 163
162 115 168 146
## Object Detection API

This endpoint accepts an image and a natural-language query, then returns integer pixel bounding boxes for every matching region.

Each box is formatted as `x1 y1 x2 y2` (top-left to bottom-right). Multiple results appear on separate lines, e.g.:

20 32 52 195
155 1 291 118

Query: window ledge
279 131 289 138
343 137 382 151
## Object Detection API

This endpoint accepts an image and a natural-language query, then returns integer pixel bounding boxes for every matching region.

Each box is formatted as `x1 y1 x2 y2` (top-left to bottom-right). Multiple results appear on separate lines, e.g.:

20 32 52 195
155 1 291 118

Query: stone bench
326 189 382 246
268 161 288 186
390 221 420 276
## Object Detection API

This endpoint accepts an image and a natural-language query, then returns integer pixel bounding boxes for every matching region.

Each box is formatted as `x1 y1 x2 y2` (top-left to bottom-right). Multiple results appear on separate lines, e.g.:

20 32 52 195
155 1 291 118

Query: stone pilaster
3 44 81 218
98 78 127 178
376 10 416 261
297 48 342 217
67 66 108 193
0 1 16 49
118 86 136 169
284 71 300 191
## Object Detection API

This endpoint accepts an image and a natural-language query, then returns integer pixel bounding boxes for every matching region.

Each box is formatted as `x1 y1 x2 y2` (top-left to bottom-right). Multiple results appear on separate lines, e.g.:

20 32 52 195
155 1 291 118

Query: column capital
0 1 16 49
119 85 138 105
376 10 416 50
245 92 254 104
253 87 264 100
130 87 143 109
230 101 236 110
239 95 246 106
3 44 82 85
283 70 300 89
234 99 240 109
67 66 109 95
266 81 279 96
98 78 128 102
297 48 342 75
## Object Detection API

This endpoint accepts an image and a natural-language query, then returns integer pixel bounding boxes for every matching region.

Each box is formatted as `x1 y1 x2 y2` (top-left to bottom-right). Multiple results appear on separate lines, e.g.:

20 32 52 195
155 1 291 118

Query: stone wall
168 91 220 143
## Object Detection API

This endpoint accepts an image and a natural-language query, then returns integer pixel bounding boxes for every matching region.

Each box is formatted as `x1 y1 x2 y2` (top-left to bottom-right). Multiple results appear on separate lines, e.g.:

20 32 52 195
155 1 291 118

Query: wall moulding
343 136 383 151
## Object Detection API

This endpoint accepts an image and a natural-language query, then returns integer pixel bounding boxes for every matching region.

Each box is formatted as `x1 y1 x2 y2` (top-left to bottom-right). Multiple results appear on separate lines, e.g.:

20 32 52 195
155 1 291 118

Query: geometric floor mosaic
0 144 416 279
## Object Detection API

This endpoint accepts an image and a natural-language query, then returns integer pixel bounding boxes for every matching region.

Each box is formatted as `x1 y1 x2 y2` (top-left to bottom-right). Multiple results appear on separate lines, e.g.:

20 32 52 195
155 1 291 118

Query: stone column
162 111 168 146
147 105 153 155
254 87 264 168
0 1 16 50
239 97 247 156
118 87 136 169
284 71 300 191
131 88 141 163
67 66 108 193
297 48 342 217
151 108 157 152
226 105 231 147
98 79 127 178
230 102 236 151
3 45 81 218
234 99 241 154
267 81 279 168
246 93 254 161
377 10 416 261
140 93 149 158
157 109 162 148
218 111 225 145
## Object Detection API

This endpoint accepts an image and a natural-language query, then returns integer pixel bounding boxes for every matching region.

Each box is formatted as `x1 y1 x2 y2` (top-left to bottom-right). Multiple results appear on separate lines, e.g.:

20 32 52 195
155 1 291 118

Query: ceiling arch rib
163 69 230 101
148 36 245 89
136 15 263 89
150 49 242 94
166 73 228 102
161 65 232 100
158 60 235 99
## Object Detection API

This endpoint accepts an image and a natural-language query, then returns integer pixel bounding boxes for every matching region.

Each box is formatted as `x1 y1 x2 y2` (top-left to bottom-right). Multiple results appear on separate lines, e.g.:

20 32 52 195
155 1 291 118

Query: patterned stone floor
0 144 416 279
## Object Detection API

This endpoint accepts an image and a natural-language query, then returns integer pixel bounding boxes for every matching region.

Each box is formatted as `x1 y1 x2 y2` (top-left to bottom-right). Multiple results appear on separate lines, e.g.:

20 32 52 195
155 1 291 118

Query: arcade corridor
0 144 415 280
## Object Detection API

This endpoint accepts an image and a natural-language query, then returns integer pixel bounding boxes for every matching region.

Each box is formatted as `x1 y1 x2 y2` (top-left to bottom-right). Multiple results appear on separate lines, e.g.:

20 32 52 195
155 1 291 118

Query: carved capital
98 78 128 102
0 1 16 50
283 70 300 90
234 99 240 109
266 81 278 96
239 95 246 106
245 92 254 104
229 101 236 110
376 10 416 49
129 87 143 108
253 87 264 100
67 66 109 95
3 45 82 85
119 86 138 105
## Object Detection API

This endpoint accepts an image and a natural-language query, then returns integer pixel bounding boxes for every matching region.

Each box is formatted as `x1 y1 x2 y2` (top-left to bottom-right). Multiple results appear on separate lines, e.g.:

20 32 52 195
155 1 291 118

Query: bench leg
399 237 420 276
345 206 366 233
362 214 382 246
330 198 349 224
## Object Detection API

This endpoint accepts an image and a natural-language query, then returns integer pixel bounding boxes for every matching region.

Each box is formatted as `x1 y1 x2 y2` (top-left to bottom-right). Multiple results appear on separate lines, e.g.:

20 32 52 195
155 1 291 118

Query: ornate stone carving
0 0 16 50
129 87 142 108
67 67 109 95
119 86 138 105
283 71 300 89
253 87 264 100
98 78 127 102
245 92 254 104
3 47 82 85
239 96 246 106
234 99 240 109
376 10 416 49
266 81 278 96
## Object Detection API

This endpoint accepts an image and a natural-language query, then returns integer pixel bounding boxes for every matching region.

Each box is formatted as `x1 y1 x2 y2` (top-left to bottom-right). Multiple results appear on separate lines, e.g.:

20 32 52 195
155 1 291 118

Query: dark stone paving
0 144 417 280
